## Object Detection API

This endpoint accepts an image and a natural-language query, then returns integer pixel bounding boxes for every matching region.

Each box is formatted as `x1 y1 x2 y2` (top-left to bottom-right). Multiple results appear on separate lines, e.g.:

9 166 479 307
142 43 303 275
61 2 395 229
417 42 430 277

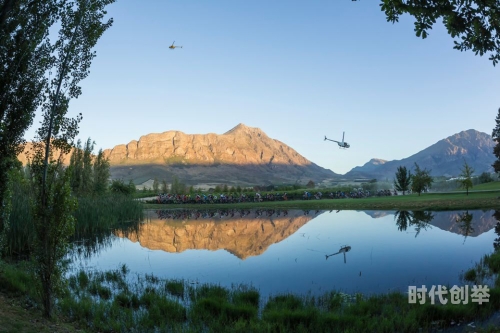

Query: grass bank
143 190 500 211
0 257 499 333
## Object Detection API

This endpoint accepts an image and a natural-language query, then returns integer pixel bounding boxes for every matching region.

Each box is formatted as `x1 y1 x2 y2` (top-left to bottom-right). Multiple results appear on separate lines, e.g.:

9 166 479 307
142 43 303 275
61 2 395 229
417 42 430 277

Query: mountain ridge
102 123 339 185
345 129 495 180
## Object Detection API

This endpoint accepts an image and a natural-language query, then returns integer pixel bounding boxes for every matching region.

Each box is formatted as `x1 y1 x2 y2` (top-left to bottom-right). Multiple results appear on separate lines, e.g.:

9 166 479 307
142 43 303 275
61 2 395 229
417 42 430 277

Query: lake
71 208 499 299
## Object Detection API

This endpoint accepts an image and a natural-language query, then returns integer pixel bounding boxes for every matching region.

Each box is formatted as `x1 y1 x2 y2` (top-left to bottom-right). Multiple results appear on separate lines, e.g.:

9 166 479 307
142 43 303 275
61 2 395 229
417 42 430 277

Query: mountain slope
103 123 339 185
345 129 495 179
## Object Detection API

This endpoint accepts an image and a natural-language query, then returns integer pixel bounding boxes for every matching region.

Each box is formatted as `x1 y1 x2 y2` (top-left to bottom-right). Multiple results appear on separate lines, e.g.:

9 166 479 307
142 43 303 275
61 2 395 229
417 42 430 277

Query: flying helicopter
169 41 183 49
324 132 350 149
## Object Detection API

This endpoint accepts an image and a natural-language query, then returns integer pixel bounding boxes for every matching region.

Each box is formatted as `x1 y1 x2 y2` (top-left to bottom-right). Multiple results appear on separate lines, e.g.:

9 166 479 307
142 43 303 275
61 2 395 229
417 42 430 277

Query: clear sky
24 0 500 175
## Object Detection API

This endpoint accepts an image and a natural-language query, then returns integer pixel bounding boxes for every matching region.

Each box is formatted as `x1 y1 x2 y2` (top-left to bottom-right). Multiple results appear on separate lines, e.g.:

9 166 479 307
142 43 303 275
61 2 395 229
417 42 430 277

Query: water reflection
110 209 499 259
71 220 141 259
394 211 434 237
75 209 499 297
456 211 474 244
115 209 321 259
494 210 500 251
326 245 352 263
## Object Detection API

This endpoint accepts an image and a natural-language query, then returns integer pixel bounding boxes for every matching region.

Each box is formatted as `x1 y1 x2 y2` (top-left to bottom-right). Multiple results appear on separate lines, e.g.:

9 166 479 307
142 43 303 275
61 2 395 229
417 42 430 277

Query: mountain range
346 129 495 180
16 124 497 185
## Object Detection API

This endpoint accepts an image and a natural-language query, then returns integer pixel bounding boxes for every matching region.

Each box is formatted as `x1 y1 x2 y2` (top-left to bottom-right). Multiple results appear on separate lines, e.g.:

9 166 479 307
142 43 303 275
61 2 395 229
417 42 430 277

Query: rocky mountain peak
104 124 339 185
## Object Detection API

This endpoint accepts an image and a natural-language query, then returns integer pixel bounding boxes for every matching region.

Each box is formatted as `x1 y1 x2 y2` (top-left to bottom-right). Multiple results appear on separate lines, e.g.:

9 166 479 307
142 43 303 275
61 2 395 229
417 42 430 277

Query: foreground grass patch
1 260 499 332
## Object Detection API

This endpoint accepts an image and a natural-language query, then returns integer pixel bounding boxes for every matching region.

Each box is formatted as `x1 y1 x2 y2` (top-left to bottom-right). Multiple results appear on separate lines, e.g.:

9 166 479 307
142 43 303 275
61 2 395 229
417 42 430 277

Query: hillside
103 123 339 185
345 129 495 180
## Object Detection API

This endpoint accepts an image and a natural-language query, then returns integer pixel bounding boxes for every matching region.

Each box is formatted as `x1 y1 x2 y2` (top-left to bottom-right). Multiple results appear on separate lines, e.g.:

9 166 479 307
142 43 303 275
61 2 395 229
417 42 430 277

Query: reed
1 260 499 333
5 185 144 257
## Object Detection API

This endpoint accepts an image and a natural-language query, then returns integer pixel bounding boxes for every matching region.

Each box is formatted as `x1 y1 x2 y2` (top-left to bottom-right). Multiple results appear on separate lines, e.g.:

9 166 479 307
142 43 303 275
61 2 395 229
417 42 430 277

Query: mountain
345 129 495 180
103 123 339 185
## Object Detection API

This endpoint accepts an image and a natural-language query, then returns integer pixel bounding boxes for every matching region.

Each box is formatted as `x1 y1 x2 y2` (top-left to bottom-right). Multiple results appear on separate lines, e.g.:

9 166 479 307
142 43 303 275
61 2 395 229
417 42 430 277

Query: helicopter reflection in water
326 245 352 263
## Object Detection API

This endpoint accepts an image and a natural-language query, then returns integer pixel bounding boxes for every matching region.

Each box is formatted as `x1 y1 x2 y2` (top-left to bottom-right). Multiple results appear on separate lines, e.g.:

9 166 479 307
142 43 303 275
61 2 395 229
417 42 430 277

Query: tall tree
28 0 114 318
93 148 109 195
80 138 95 195
69 139 83 193
411 163 433 196
379 0 500 66
0 0 60 239
152 177 159 193
160 179 168 193
493 108 500 173
457 159 474 195
393 165 412 195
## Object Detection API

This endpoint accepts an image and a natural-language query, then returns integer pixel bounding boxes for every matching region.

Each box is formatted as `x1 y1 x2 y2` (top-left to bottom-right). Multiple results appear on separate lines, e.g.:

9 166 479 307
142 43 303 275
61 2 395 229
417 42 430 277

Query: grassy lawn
468 181 500 191
143 190 500 211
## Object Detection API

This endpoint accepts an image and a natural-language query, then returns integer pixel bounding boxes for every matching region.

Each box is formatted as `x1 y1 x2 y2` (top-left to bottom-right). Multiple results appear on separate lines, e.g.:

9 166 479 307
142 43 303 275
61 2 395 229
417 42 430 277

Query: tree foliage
25 0 115 318
478 172 494 184
68 138 109 196
457 159 474 195
152 177 159 193
411 163 433 196
110 179 135 195
493 108 500 173
380 0 500 65
0 0 61 238
161 179 168 193
93 148 110 195
393 165 412 195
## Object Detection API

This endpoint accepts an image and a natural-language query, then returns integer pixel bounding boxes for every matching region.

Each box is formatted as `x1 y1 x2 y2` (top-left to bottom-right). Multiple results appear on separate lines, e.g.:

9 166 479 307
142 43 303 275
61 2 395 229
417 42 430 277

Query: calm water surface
71 209 499 298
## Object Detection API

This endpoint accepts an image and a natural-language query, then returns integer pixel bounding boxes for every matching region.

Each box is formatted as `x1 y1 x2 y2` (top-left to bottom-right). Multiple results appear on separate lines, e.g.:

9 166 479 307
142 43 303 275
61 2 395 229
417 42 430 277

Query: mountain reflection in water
75 209 500 297
115 209 320 259
114 209 498 257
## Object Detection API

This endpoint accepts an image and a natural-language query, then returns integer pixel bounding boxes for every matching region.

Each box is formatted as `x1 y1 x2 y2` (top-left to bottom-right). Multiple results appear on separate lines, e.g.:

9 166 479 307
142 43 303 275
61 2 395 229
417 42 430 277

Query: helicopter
169 41 183 49
324 132 350 149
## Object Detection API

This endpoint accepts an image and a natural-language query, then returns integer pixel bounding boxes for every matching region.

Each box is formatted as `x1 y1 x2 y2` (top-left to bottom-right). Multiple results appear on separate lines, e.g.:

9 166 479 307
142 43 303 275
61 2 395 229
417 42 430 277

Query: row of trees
68 138 110 196
394 160 484 196
393 163 434 196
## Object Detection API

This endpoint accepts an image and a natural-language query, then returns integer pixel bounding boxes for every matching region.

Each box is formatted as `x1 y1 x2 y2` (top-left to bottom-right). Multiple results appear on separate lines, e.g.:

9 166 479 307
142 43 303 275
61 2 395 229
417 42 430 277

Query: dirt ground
0 292 83 333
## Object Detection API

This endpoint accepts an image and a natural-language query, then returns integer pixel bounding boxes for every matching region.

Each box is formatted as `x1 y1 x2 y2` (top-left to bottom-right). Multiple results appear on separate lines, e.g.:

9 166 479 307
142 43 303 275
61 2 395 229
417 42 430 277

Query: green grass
143 190 500 211
470 181 500 191
2 260 499 333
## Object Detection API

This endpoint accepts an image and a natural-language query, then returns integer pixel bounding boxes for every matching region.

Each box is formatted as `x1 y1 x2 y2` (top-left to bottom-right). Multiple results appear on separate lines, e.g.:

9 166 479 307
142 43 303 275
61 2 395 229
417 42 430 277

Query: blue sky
24 0 500 175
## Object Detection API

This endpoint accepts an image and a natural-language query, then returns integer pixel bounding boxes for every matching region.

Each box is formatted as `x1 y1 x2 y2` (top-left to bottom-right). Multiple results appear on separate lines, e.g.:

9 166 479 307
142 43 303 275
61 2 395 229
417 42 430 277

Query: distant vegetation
3 139 143 258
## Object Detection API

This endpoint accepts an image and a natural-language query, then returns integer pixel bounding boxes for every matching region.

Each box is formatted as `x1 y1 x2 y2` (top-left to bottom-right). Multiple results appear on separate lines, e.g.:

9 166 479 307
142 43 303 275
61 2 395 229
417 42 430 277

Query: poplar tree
0 0 60 238
457 159 474 195
93 148 110 195
80 138 95 195
69 139 83 193
28 0 114 318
